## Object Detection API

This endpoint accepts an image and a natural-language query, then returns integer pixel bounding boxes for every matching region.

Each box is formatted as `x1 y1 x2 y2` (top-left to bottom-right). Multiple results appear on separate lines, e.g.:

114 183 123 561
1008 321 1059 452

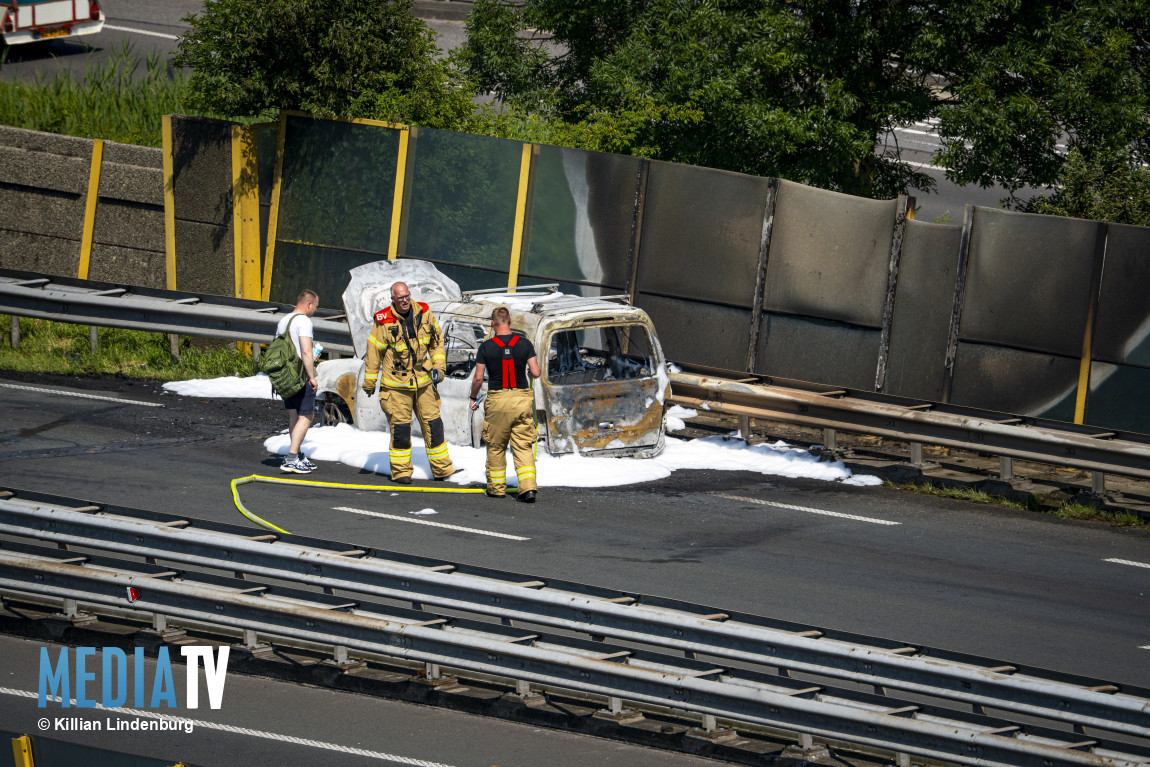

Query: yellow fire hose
231 474 513 535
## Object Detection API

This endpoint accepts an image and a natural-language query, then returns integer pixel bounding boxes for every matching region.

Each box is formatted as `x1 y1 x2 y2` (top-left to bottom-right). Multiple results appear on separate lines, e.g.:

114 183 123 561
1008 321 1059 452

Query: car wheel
321 398 352 427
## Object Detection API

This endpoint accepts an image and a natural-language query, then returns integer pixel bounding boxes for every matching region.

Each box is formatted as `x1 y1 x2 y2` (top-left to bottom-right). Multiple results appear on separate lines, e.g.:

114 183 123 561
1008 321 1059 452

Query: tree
1021 149 1150 226
176 0 475 128
923 0 1150 201
459 0 1150 201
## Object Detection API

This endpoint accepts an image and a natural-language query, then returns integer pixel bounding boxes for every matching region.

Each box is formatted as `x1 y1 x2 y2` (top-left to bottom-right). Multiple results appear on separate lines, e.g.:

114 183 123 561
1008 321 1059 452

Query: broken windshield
546 324 656 385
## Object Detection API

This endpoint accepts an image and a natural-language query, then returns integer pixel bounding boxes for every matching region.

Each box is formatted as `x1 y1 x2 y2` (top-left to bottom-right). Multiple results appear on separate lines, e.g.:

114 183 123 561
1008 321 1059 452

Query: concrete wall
0 118 238 295
0 125 165 286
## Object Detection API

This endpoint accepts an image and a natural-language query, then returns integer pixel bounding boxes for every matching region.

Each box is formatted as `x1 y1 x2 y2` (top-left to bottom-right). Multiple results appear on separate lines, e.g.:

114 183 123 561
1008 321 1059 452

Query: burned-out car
315 260 671 458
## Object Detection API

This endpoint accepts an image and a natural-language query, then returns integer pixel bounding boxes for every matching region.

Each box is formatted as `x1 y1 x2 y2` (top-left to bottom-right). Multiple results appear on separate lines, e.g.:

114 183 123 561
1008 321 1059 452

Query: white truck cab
2 1 105 46
315 260 671 458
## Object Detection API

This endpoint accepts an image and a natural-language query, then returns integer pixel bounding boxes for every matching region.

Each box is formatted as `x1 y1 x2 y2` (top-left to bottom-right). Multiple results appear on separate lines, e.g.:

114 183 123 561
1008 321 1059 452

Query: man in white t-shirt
276 289 319 473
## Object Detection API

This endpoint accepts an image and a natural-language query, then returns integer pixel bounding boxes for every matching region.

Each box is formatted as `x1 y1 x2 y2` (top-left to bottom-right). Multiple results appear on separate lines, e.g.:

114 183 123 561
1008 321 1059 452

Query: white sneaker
280 458 313 474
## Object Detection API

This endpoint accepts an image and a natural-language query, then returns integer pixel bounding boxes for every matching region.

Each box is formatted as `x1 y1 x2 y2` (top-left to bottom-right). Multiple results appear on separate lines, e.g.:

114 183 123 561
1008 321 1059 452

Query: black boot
392 475 412 485
516 490 537 503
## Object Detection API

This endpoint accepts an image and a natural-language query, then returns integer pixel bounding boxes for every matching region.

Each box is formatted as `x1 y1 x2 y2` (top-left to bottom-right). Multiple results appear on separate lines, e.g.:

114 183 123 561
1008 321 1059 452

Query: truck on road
2 0 105 46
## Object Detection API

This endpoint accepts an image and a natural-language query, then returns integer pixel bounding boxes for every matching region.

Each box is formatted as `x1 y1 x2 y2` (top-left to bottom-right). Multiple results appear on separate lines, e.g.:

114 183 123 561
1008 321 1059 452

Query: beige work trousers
380 385 454 480
482 388 537 495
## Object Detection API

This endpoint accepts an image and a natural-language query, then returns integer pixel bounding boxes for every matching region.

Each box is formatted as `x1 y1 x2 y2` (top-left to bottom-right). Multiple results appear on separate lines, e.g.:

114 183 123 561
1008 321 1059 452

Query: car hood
342 260 461 358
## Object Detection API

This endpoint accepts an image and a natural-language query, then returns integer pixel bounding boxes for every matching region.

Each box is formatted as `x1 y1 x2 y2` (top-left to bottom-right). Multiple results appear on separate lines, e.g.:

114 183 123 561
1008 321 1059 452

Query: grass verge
888 480 1149 529
0 44 188 147
1 316 255 381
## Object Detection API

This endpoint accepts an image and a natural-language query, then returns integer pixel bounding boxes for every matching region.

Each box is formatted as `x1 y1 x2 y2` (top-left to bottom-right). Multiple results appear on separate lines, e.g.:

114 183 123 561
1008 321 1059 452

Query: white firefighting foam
164 376 882 488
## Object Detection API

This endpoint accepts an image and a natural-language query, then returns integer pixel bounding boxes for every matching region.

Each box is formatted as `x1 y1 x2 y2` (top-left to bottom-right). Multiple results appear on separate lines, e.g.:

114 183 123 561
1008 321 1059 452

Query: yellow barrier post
77 138 103 281
507 143 537 289
262 111 290 301
232 125 263 357
78 138 104 353
161 115 180 359
11 735 35 767
388 125 413 260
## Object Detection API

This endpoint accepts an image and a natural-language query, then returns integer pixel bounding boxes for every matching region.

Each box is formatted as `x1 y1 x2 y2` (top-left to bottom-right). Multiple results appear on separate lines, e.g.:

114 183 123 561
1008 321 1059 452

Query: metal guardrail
0 269 355 355
669 369 1150 482
0 489 1147 765
8 546 1145 767
4 269 1150 483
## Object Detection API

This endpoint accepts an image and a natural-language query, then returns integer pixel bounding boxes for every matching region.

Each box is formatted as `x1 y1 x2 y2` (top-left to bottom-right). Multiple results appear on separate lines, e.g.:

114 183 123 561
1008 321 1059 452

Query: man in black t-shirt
470 306 541 502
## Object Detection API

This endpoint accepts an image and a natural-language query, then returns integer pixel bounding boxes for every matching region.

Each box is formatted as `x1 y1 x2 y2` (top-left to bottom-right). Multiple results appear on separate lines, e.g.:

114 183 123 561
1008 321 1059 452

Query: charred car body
315 260 671 458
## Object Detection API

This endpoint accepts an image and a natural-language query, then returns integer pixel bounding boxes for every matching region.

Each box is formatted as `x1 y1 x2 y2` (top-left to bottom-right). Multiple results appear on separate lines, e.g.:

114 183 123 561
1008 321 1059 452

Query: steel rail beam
669 372 1150 480
2 497 1146 740
0 271 354 355
1 550 1141 767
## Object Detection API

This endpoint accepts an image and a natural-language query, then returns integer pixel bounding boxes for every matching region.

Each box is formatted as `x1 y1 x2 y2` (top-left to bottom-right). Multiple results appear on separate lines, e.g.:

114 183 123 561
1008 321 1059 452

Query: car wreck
315 260 671 458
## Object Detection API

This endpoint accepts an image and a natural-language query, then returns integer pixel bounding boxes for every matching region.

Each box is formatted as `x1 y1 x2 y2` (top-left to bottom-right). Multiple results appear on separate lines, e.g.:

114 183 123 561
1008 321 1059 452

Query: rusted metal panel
634 293 752 371
543 376 664 455
765 180 898 327
635 160 771 308
1093 223 1150 367
949 343 1079 421
885 219 962 403
960 207 1102 356
754 313 881 392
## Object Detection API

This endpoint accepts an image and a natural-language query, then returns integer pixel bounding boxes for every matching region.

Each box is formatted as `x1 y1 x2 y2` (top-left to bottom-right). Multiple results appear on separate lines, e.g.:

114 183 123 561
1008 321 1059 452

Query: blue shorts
283 381 316 415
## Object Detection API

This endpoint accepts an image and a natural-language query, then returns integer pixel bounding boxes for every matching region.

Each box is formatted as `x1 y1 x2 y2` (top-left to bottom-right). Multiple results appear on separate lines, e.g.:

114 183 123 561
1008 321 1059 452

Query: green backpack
263 314 306 398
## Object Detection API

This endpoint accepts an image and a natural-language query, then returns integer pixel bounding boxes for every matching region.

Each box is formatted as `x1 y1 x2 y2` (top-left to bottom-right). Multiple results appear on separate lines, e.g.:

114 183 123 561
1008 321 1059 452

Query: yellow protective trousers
380 385 454 481
482 388 537 495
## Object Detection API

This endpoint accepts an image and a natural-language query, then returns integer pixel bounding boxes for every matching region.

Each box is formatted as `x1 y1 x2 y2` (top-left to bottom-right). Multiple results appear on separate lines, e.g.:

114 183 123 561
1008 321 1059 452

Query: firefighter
470 306 541 502
362 282 454 483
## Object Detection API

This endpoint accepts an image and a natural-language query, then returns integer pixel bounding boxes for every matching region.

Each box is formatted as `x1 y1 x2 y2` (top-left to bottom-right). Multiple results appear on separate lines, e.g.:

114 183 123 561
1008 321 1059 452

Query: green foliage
0 45 187 147
923 1 1149 198
461 0 937 197
176 0 475 128
460 0 1149 204
0 317 255 380
1021 149 1150 226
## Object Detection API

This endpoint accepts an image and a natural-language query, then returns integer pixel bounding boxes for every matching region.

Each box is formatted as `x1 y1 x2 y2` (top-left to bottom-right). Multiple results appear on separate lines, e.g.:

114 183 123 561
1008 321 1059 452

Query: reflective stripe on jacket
363 302 445 391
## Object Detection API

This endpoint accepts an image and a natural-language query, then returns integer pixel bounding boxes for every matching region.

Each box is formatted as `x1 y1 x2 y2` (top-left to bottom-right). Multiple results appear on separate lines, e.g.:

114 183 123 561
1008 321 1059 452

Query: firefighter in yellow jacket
362 282 455 483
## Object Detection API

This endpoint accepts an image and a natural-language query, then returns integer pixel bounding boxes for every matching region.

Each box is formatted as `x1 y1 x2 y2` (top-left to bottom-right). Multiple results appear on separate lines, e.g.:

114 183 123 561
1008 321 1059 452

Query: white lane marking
0 687 453 767
1104 558 1150 570
1141 646 1150 650
103 24 181 41
712 493 900 525
0 382 164 407
335 506 529 540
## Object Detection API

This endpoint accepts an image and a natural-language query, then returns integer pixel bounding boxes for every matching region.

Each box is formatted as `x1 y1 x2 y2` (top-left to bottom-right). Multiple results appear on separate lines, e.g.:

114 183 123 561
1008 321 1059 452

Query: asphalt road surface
1 370 1147 764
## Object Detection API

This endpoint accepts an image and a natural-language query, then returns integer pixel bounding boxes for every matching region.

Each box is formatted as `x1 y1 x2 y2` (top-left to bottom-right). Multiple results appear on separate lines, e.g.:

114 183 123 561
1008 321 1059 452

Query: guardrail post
823 428 837 455
1091 471 1106 495
593 695 643 723
9 315 18 349
998 456 1013 481
56 598 96 626
907 442 938 471
89 326 98 354
143 613 186 642
326 644 365 671
738 415 752 444
689 713 737 743
169 334 180 362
